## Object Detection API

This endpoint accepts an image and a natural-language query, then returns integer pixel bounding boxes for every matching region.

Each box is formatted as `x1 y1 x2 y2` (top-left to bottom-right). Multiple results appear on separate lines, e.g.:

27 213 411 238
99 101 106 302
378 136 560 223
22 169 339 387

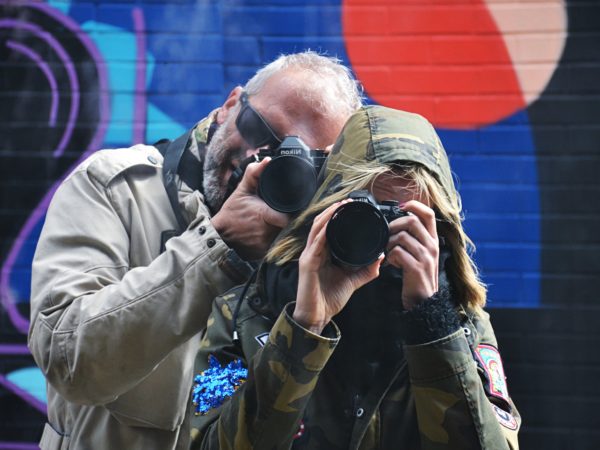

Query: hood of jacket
315 105 457 207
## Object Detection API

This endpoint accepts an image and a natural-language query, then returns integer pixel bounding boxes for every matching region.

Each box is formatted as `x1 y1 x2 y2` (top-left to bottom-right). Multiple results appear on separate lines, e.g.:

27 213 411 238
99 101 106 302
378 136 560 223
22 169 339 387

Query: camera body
326 190 408 268
256 136 326 213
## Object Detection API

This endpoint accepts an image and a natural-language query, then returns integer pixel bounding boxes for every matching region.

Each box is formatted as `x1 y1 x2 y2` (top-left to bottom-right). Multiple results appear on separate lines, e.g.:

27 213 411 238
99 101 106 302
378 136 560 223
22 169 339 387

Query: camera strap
154 129 202 233
224 154 258 200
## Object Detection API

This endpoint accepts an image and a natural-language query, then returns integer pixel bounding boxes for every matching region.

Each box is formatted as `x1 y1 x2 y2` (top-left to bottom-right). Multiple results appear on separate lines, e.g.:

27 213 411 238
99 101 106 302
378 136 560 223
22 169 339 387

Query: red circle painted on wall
342 0 566 129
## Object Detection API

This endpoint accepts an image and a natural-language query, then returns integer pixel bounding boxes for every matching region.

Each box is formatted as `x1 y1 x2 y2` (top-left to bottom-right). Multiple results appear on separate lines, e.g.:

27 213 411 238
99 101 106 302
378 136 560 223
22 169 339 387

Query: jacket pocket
105 339 195 430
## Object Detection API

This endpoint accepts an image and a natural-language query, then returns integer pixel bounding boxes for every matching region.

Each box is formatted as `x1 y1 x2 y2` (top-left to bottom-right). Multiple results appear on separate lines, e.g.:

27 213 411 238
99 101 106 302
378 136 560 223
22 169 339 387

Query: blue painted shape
479 125 535 154
6 367 47 405
224 38 260 65
151 63 223 93
147 93 223 130
223 6 342 36
465 215 540 243
484 274 541 307
225 66 261 91
438 110 539 306
262 37 347 62
146 33 223 123
8 219 44 304
476 244 541 272
460 185 539 214
146 34 223 63
94 3 222 34
66 3 96 25
451 155 537 183
438 129 478 154
95 4 136 32
143 4 221 34
226 0 337 5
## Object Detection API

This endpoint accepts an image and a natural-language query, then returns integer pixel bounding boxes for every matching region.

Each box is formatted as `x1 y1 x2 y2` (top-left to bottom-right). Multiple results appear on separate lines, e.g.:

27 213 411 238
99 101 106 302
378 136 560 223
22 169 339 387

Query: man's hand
211 158 290 261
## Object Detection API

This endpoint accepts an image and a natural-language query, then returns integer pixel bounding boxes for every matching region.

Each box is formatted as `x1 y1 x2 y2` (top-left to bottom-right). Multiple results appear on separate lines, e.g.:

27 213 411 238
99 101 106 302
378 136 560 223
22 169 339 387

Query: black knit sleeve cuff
400 287 461 345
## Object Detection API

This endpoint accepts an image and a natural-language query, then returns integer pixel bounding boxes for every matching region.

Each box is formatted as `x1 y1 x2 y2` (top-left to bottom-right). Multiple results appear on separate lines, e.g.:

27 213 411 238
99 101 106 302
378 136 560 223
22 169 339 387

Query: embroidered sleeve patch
492 404 518 430
474 344 510 405
255 332 269 347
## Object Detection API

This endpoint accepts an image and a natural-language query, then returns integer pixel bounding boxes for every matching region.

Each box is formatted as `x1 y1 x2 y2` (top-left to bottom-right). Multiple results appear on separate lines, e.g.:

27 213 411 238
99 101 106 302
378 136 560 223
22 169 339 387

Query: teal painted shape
6 366 47 405
81 21 136 145
47 0 71 14
146 103 187 143
78 21 184 146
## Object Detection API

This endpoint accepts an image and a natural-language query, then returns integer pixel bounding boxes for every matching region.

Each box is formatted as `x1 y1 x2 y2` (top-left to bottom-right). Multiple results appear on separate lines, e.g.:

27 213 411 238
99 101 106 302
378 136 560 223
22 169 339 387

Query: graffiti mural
1 2 109 445
1 0 598 447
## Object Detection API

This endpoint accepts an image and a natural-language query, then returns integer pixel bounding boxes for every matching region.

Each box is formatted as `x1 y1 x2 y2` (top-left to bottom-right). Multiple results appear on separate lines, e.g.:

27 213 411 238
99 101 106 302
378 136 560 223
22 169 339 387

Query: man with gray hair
28 51 362 450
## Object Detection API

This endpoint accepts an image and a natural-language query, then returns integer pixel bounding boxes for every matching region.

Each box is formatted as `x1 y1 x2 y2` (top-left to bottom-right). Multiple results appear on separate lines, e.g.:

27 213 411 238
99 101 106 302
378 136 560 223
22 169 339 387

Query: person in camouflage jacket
189 105 521 449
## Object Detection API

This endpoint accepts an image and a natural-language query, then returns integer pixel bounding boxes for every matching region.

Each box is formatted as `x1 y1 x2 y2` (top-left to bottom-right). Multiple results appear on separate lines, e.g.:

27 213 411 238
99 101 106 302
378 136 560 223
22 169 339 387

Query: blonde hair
266 161 487 310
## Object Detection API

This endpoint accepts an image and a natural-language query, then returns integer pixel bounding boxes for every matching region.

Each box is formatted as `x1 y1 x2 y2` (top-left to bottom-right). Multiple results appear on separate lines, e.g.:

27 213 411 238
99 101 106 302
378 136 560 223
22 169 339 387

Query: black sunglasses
235 91 282 149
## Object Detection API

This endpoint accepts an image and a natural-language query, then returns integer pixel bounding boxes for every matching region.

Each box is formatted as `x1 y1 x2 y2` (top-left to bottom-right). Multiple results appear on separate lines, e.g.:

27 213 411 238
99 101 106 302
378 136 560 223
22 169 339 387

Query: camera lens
259 156 317 213
326 202 390 267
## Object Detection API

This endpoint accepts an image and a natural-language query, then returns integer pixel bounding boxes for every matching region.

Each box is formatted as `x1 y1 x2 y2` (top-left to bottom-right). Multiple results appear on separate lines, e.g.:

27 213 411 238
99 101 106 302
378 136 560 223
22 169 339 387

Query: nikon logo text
280 149 303 156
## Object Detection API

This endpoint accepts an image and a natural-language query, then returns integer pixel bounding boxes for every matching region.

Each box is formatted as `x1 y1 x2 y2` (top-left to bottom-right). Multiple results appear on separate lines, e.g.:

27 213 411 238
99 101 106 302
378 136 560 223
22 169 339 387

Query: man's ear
216 86 243 125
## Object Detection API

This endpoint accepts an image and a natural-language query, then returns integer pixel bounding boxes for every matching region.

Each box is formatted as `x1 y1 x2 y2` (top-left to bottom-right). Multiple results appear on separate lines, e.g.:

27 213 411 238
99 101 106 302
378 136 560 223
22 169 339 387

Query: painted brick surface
1 1 599 448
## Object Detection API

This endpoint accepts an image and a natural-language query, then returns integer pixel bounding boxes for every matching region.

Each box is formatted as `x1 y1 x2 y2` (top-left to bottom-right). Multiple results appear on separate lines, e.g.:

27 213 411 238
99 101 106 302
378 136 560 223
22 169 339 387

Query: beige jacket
29 138 251 449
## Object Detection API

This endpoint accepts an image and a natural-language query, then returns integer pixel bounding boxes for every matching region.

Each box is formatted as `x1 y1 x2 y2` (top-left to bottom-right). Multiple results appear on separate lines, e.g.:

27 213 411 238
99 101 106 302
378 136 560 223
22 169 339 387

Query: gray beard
202 121 232 213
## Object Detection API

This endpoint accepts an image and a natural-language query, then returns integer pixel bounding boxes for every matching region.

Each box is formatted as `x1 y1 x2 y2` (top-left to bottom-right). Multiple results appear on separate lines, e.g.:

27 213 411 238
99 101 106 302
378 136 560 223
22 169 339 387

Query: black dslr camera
326 190 408 268
227 136 326 213
257 136 326 213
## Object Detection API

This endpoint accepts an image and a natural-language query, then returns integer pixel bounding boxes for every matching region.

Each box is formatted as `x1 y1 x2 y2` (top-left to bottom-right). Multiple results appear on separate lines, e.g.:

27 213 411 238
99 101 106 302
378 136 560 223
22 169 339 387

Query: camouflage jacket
190 105 520 449
189 284 520 450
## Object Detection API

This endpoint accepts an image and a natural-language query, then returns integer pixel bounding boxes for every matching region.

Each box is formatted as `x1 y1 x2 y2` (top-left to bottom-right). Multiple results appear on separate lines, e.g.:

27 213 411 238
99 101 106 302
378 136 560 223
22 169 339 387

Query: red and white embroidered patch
474 344 509 404
492 404 518 430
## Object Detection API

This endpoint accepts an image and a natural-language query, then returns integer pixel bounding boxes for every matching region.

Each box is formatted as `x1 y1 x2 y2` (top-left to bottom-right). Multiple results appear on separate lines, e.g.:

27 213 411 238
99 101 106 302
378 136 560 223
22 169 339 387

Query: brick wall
1 0 599 448
494 308 600 449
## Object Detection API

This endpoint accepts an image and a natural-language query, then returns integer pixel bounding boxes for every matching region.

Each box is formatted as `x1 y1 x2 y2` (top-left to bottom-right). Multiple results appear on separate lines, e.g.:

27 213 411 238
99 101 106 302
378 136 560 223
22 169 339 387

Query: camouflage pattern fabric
190 292 520 449
189 106 520 449
315 105 458 209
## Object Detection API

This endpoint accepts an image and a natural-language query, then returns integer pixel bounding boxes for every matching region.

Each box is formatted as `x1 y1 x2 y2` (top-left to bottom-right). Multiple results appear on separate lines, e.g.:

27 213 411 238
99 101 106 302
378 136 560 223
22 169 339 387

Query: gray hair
243 51 364 119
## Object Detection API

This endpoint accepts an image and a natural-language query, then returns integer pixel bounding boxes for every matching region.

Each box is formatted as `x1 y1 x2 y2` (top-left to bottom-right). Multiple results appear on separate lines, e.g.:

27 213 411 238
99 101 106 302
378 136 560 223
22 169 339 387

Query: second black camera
326 190 408 268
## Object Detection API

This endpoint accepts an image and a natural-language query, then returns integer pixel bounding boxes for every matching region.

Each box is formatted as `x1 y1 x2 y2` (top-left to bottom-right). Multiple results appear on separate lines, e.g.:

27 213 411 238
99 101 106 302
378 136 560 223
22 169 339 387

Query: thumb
238 157 271 194
262 203 290 229
353 253 384 289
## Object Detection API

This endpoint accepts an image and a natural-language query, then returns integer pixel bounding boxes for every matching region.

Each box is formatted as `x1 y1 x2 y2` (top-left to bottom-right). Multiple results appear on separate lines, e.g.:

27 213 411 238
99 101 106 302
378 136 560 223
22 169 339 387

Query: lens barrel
258 156 317 213
326 201 390 268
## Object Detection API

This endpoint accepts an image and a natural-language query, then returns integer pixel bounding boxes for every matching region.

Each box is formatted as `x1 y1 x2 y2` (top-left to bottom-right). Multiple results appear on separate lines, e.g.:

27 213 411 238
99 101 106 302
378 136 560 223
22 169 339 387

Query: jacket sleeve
28 153 250 405
190 299 339 450
404 303 520 450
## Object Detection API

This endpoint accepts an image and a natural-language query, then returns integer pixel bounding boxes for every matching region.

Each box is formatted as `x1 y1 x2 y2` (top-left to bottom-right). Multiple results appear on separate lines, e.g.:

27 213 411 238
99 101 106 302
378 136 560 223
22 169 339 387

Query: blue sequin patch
192 355 248 415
